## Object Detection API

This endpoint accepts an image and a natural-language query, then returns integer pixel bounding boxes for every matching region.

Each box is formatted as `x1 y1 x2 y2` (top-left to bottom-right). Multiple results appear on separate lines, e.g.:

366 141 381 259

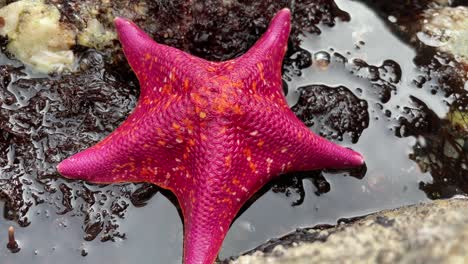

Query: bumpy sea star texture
57 9 364 264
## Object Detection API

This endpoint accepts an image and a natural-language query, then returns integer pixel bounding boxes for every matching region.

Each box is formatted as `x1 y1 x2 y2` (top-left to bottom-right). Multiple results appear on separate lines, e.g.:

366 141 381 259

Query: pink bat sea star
58 8 364 264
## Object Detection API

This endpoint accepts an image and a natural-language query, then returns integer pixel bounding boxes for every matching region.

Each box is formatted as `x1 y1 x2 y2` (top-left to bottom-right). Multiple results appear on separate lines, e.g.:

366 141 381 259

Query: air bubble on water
314 51 331 70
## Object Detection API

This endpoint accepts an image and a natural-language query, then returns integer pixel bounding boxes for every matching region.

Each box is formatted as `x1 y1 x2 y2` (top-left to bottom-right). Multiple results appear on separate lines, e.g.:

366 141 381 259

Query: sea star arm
230 8 290 96
178 136 241 264
114 18 207 97
279 117 364 171
246 103 364 174
176 130 271 264
56 97 192 187
57 19 210 187
228 7 363 173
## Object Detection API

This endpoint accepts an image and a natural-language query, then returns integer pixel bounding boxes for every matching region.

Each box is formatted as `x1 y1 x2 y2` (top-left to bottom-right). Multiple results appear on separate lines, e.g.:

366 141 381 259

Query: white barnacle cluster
0 0 118 73
0 0 76 73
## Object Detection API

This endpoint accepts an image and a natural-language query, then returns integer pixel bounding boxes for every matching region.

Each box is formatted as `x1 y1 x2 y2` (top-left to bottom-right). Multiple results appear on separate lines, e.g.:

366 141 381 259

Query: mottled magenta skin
57 9 364 264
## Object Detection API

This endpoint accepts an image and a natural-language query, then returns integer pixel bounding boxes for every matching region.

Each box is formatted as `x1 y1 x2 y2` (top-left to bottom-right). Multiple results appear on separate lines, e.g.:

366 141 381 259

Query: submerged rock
230 197 468 264
292 84 369 143
361 0 467 199
361 1 468 70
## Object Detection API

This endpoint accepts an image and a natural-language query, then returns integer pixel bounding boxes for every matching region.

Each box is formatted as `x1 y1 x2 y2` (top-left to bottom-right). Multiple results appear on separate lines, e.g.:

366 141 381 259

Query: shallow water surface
1 0 466 263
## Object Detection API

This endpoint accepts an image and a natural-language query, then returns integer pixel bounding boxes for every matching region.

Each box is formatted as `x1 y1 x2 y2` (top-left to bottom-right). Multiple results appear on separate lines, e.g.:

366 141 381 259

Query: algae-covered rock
231 197 468 264
447 94 467 138
448 107 468 133
419 6 468 64
0 0 76 73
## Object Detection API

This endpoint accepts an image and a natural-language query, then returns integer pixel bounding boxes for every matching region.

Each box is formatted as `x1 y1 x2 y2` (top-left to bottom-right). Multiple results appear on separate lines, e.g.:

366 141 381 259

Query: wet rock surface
50 0 349 62
362 1 468 66
293 84 369 143
359 0 468 200
0 50 139 236
0 0 351 72
229 197 468 264
419 6 468 63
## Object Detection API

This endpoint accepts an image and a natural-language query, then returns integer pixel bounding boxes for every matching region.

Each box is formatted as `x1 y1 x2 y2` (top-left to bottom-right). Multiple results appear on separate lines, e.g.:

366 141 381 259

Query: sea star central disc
58 9 364 264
